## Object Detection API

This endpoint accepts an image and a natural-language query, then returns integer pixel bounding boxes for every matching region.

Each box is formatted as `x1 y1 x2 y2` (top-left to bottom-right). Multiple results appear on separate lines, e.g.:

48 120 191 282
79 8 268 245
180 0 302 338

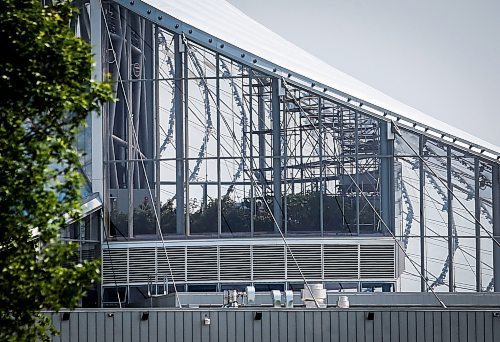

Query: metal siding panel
424 312 433 342
484 311 493 342
260 311 271 342
450 312 459 342
244 311 253 342
364 311 374 342
441 311 451 342
149 311 158 342
433 312 442 342
459 312 468 342
356 311 365 342
87 312 97 342
123 312 132 342
296 311 305 342
279 311 288 342
183 311 193 342
475 312 485 342
175 312 184 342
313 311 322 342
59 318 70 342
166 312 175 342
467 312 475 342
416 311 425 342
95 312 104 342
330 311 340 342
381 311 391 342
390 311 399 342
270 311 280 342
113 311 123 342
77 312 87 341
69 313 78 342
227 311 236 342
209 311 219 342
493 312 500 342
339 312 348 342
304 311 314 342
52 313 61 342
347 311 357 342
104 312 114 342
157 312 167 341
236 311 245 342
218 312 228 342
407 311 416 342
322 312 332 342
252 311 262 342
399 311 408 342
131 312 141 342
288 311 297 342
192 312 201 342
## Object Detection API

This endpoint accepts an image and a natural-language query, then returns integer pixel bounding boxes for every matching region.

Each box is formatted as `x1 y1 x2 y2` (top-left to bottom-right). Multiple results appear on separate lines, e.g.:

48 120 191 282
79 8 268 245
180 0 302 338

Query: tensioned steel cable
100 1 181 307
281 79 447 308
181 34 321 307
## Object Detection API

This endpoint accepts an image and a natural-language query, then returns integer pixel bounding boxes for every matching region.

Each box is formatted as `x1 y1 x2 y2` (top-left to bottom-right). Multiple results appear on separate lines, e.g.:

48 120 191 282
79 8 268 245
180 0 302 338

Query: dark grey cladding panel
48 309 500 342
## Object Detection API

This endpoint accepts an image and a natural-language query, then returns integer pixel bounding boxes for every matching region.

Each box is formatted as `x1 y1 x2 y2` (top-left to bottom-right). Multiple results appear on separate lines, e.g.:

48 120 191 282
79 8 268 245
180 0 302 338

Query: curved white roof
136 0 500 157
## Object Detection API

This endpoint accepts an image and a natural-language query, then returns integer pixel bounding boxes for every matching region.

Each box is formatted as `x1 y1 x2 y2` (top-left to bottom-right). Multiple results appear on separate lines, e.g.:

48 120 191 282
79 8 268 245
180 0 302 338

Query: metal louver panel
187 246 218 281
360 245 395 278
323 245 359 279
253 245 285 280
286 244 322 280
157 247 186 283
219 246 251 280
129 247 155 283
102 248 128 284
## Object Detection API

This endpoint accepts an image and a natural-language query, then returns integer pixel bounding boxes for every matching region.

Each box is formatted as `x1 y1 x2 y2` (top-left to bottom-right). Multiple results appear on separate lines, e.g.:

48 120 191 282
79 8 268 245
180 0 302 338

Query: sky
227 0 500 147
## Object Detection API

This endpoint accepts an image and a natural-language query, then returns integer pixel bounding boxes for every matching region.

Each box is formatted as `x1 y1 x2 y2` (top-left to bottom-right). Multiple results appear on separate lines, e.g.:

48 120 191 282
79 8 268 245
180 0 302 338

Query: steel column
493 163 500 292
447 146 454 292
271 78 282 232
419 136 427 292
174 34 185 235
475 157 482 291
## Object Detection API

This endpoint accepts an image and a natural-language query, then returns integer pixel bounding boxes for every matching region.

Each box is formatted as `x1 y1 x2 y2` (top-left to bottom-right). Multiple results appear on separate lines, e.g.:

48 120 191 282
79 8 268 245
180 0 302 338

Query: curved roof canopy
115 0 500 159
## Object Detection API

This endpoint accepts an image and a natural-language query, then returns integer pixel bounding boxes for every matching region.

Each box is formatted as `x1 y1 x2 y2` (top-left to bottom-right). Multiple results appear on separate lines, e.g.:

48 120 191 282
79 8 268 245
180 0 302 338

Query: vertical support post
249 71 254 236
492 163 500 292
355 111 360 235
183 43 190 236
126 13 134 238
271 78 282 232
154 26 161 236
380 121 394 235
257 83 266 189
474 157 482 292
318 97 324 235
216 53 222 237
419 136 427 292
174 34 185 235
447 146 454 292
90 0 104 198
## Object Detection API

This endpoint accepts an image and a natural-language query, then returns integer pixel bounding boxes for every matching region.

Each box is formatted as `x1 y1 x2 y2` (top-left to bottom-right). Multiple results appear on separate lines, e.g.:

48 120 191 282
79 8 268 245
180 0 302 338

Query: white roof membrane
135 0 500 156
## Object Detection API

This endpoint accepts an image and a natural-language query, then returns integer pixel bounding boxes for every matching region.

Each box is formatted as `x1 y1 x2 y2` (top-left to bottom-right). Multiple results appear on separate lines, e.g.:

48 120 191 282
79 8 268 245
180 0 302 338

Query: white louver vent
102 248 128 284
253 245 285 280
286 244 322 280
323 245 359 279
360 245 395 278
157 247 186 282
129 247 156 283
187 246 218 281
219 246 251 280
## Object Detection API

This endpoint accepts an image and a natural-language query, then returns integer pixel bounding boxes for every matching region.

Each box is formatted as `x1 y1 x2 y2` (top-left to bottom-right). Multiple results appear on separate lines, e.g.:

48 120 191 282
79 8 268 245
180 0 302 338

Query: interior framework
71 0 500 305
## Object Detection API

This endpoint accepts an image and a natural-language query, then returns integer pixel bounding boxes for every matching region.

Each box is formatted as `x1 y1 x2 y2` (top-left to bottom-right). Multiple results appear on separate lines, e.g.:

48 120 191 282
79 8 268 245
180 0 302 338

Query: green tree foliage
0 0 112 340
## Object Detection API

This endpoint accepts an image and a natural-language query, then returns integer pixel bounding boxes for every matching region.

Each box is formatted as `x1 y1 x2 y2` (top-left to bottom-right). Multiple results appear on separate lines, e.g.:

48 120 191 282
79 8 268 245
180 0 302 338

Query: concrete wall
49 308 500 341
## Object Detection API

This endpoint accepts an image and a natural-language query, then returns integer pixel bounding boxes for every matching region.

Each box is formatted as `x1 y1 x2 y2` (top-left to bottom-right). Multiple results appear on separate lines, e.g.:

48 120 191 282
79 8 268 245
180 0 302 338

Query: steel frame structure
69 0 500 304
